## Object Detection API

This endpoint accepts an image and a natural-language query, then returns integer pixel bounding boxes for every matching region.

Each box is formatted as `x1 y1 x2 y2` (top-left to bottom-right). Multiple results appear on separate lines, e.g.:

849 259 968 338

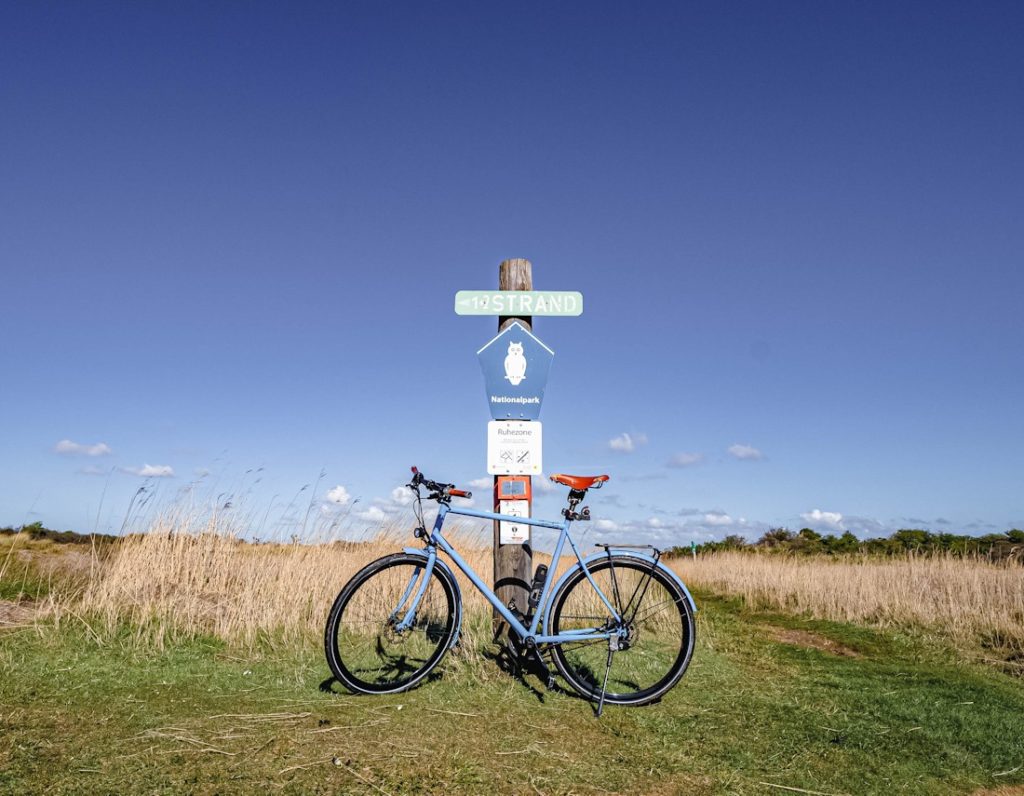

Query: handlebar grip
449 489 472 499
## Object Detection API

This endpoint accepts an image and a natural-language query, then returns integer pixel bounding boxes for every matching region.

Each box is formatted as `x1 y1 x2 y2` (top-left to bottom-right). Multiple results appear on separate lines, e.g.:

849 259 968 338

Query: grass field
2 528 1024 794
675 551 1024 668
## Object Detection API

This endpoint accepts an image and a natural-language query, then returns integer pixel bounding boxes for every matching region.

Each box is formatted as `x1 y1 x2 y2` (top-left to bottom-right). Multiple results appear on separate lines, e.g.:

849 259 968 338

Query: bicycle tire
324 553 460 695
548 555 695 706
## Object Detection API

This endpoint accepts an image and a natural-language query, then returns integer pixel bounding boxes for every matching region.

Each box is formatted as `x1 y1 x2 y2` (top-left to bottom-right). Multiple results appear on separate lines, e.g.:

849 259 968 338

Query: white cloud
122 464 175 478
356 506 388 524
468 477 493 489
55 439 112 457
609 432 648 453
325 485 352 505
390 486 415 506
667 452 704 468
801 509 844 530
588 515 717 548
535 475 558 494
728 443 764 461
453 492 476 508
358 481 458 519
846 515 893 536
137 464 175 478
703 512 734 526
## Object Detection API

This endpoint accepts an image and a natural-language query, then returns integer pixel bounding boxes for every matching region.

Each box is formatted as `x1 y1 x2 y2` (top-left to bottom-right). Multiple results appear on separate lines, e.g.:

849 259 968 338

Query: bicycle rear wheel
548 556 695 706
324 553 460 695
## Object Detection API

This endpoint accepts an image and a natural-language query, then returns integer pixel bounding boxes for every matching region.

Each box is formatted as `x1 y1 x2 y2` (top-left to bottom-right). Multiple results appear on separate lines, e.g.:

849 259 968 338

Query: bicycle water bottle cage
527 564 549 612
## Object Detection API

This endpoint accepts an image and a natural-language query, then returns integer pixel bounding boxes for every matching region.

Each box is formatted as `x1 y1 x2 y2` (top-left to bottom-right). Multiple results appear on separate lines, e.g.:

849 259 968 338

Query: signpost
490 259 535 623
457 258 582 630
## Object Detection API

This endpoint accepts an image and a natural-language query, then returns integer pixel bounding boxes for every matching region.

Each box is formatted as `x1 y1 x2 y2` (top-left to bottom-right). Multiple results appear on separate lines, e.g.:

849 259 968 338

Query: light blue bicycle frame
394 502 623 645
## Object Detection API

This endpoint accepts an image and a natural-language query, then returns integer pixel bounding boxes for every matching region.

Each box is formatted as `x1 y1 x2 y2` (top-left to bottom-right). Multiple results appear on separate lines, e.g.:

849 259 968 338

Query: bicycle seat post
562 488 590 522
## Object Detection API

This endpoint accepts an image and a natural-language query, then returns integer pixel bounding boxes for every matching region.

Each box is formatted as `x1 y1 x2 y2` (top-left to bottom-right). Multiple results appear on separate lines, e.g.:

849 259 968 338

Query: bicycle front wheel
324 553 460 695
549 556 695 706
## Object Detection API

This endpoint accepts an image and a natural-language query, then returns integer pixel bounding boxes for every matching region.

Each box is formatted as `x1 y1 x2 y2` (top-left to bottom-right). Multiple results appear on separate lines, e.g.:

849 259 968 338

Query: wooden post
494 258 533 630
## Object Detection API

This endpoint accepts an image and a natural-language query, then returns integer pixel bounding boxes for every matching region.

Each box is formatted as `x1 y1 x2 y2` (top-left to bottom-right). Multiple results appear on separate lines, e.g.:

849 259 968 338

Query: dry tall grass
672 550 1024 652
60 511 1024 657
71 512 562 650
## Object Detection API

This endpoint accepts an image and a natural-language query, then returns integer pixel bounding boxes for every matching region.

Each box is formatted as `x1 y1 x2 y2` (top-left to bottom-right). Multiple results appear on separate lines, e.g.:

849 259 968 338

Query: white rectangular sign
498 500 530 544
487 420 542 475
456 290 583 317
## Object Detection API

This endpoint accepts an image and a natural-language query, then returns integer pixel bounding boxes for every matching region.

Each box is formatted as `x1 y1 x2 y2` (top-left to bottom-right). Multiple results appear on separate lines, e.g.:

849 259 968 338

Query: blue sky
2 2 1022 544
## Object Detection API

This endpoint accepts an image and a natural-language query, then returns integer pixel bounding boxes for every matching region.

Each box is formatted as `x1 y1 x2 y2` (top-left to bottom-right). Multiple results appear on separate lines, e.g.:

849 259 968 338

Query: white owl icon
504 341 527 385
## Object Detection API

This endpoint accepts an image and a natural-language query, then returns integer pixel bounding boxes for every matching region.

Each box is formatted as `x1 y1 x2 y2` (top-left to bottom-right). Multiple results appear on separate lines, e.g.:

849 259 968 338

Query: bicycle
324 467 697 715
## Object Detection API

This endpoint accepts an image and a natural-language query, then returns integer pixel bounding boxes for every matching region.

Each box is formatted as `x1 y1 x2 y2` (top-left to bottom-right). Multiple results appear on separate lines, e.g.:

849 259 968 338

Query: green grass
0 558 50 602
1 535 97 602
2 592 1023 794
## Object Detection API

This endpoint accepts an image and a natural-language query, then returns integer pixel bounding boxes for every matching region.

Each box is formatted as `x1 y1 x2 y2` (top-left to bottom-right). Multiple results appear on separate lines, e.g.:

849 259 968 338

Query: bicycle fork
392 546 439 632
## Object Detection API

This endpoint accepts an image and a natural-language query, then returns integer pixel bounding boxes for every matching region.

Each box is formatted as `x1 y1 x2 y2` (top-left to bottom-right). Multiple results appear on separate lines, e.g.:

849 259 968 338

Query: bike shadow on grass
482 646 653 717
316 639 643 717
317 659 648 718
317 646 569 703
318 666 448 696
481 636 583 706
485 628 657 716
319 646 449 695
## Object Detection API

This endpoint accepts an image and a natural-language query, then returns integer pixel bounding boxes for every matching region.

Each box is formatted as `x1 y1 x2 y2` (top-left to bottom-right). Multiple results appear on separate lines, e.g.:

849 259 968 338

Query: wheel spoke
629 596 679 624
550 557 694 706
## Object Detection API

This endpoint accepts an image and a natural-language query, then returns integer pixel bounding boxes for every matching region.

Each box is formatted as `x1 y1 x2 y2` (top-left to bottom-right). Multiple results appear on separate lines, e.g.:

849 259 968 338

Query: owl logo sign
504 341 527 385
477 322 554 421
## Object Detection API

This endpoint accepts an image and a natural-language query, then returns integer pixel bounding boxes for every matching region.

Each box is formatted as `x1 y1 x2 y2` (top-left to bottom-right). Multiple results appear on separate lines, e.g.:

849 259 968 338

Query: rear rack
596 543 661 554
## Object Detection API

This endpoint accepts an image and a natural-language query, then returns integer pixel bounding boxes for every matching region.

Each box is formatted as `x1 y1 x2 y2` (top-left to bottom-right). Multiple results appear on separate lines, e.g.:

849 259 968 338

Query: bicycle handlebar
409 467 472 501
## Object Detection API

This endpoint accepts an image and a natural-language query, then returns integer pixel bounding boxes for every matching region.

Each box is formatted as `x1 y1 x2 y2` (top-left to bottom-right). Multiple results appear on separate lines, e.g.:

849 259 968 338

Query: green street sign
455 290 583 317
